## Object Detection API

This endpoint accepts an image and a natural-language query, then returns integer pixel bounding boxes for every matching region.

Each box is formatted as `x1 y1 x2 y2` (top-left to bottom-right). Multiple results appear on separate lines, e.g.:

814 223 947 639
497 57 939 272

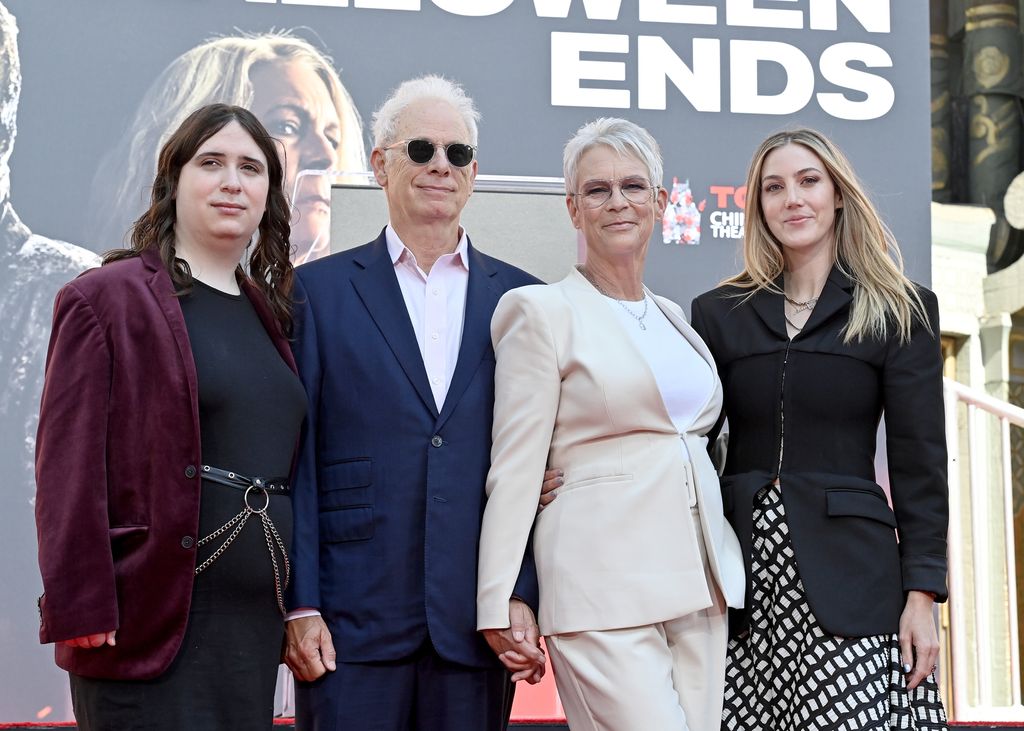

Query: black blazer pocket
826 488 897 528
320 506 374 543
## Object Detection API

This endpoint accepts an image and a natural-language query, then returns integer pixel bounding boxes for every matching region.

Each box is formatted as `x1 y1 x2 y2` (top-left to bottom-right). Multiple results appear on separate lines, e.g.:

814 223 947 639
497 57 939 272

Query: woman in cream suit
476 118 745 731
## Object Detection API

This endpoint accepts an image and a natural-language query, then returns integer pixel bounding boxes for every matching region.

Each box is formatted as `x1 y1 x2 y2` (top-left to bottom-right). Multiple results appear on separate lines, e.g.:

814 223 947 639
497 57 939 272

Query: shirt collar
385 223 470 270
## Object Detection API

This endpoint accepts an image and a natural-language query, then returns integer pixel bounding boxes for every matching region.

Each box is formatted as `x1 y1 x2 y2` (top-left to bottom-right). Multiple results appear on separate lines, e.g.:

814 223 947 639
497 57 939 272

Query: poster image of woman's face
85 32 368 263
250 59 342 265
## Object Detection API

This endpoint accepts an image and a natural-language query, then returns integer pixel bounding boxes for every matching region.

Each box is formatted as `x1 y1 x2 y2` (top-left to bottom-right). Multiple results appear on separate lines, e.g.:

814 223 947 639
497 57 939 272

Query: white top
385 223 469 411
604 294 715 508
602 293 715 434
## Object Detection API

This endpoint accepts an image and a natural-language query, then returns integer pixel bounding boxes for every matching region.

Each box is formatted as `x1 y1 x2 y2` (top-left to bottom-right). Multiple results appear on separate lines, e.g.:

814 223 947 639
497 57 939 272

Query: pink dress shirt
385 224 470 412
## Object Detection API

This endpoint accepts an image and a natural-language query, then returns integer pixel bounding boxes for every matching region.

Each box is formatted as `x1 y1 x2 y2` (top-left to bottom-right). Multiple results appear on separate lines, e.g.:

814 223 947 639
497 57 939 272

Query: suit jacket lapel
350 234 439 419
748 266 853 341
141 249 199 427
749 274 789 340
564 268 676 432
797 264 853 338
435 240 500 430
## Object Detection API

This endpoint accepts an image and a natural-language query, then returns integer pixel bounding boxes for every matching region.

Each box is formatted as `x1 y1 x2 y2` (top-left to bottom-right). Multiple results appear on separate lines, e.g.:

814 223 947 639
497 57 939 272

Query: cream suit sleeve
477 287 561 630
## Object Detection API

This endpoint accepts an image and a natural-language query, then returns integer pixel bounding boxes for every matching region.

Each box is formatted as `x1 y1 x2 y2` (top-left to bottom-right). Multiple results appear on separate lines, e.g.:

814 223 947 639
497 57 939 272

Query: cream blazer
477 268 745 636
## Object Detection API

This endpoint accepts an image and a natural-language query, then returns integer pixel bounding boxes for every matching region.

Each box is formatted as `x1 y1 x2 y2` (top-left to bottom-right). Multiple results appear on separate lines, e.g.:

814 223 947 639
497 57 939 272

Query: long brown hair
104 103 294 333
722 128 929 344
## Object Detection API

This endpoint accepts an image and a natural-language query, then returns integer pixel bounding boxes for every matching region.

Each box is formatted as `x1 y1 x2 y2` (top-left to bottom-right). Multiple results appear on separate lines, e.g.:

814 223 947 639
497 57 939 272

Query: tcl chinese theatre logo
662 180 747 245
707 184 747 240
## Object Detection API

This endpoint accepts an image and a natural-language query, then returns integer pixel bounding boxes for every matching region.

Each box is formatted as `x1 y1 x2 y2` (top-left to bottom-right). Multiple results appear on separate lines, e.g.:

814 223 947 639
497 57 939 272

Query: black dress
70 279 306 731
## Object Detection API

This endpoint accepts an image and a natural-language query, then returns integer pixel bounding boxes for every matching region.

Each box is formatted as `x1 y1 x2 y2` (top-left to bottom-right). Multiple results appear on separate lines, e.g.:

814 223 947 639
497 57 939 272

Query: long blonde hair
87 31 366 247
723 128 929 343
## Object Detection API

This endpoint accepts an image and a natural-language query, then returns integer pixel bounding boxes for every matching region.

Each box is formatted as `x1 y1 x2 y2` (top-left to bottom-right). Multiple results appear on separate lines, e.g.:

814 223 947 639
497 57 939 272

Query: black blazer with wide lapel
691 265 947 638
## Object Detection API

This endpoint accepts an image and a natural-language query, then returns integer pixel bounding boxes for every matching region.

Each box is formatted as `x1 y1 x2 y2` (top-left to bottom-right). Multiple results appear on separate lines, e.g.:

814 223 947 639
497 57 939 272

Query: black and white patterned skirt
722 482 947 730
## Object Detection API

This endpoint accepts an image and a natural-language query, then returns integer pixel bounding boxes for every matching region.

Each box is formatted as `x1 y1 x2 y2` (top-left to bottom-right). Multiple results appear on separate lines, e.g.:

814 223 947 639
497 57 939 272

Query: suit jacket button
180 536 195 549
184 465 197 478
431 435 443 448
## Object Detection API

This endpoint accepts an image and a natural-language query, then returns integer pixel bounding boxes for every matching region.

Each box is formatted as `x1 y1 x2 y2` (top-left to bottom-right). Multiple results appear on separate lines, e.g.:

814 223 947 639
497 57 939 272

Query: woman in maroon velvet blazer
35 104 304 730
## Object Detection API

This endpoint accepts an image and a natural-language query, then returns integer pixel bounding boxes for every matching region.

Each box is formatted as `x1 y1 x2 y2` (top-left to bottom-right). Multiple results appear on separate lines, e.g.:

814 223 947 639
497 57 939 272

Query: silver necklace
784 294 818 313
580 267 650 330
784 311 805 332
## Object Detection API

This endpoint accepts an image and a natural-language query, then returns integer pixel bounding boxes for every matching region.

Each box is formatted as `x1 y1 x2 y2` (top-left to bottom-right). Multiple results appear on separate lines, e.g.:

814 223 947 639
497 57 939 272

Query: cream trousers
545 507 728 731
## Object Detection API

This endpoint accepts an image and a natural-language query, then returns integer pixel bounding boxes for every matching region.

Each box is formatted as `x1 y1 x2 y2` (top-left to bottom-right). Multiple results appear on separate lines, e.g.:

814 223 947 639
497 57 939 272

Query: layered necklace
578 266 650 330
783 293 819 332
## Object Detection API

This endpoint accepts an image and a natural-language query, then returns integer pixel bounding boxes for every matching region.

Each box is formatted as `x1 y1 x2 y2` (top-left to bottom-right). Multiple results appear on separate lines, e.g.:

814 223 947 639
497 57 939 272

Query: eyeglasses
573 177 657 209
384 138 477 168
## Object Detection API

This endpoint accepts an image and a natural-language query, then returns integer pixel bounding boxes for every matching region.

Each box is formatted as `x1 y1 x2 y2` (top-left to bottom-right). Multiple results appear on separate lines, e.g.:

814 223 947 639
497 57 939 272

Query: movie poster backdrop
1 0 928 721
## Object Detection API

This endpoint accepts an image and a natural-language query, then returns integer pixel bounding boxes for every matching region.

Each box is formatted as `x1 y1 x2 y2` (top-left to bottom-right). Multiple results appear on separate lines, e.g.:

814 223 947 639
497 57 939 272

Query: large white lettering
726 0 801 29
259 0 893 31
817 42 893 119
638 0 716 25
533 0 623 20
251 0 899 121
550 32 630 108
637 36 720 111
432 0 512 14
730 40 814 115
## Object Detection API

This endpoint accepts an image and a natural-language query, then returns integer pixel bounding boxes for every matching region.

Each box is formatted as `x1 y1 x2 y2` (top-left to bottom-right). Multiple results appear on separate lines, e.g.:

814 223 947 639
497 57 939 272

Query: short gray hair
563 118 663 193
372 75 480 148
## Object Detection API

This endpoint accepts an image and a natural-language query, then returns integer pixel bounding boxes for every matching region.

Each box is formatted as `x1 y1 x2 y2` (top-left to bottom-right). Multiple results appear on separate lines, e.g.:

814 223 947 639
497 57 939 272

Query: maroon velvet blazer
35 248 296 680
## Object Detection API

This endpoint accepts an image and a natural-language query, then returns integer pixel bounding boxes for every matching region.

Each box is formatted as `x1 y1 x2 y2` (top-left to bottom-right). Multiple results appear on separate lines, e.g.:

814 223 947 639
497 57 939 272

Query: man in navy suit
283 75 545 731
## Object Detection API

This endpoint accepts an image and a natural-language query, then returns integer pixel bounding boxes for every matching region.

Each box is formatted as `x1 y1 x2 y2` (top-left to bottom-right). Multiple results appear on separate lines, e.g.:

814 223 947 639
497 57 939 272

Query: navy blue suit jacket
287 230 540 668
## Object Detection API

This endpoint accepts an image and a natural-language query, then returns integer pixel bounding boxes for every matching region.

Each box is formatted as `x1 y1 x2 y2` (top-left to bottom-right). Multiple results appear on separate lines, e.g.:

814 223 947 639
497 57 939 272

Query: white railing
944 377 1024 721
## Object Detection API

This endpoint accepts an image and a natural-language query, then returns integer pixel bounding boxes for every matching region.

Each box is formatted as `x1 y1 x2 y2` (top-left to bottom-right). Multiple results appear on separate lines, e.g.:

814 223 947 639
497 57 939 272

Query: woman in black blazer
690 129 948 730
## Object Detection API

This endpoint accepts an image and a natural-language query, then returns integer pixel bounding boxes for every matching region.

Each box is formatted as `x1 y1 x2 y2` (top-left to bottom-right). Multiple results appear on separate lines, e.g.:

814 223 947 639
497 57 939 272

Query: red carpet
1 723 1022 730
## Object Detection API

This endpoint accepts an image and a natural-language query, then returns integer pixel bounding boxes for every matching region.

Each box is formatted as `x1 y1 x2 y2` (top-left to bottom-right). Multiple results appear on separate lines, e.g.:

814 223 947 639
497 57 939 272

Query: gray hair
371 75 480 148
563 118 663 193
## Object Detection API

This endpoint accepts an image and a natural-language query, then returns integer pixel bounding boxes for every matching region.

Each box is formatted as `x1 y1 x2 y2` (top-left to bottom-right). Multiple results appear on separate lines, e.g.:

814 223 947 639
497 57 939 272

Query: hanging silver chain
194 486 290 615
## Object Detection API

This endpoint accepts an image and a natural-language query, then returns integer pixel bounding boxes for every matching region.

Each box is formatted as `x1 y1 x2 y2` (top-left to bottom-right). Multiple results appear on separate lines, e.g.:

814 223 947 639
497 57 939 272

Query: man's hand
61 630 116 649
899 590 939 690
538 468 563 514
285 615 337 681
481 599 546 684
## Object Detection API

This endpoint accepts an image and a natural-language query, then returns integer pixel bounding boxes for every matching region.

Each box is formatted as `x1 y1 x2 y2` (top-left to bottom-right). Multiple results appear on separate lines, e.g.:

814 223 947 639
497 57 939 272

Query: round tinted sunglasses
385 138 477 168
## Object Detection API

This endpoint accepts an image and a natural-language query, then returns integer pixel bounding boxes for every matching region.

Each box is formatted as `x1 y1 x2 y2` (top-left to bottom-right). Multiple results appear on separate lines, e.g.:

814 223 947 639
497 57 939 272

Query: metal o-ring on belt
194 464 292 615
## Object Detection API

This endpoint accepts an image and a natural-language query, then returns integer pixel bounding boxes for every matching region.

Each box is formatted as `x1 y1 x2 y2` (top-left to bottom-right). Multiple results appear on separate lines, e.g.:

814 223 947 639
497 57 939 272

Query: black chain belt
194 464 291 616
